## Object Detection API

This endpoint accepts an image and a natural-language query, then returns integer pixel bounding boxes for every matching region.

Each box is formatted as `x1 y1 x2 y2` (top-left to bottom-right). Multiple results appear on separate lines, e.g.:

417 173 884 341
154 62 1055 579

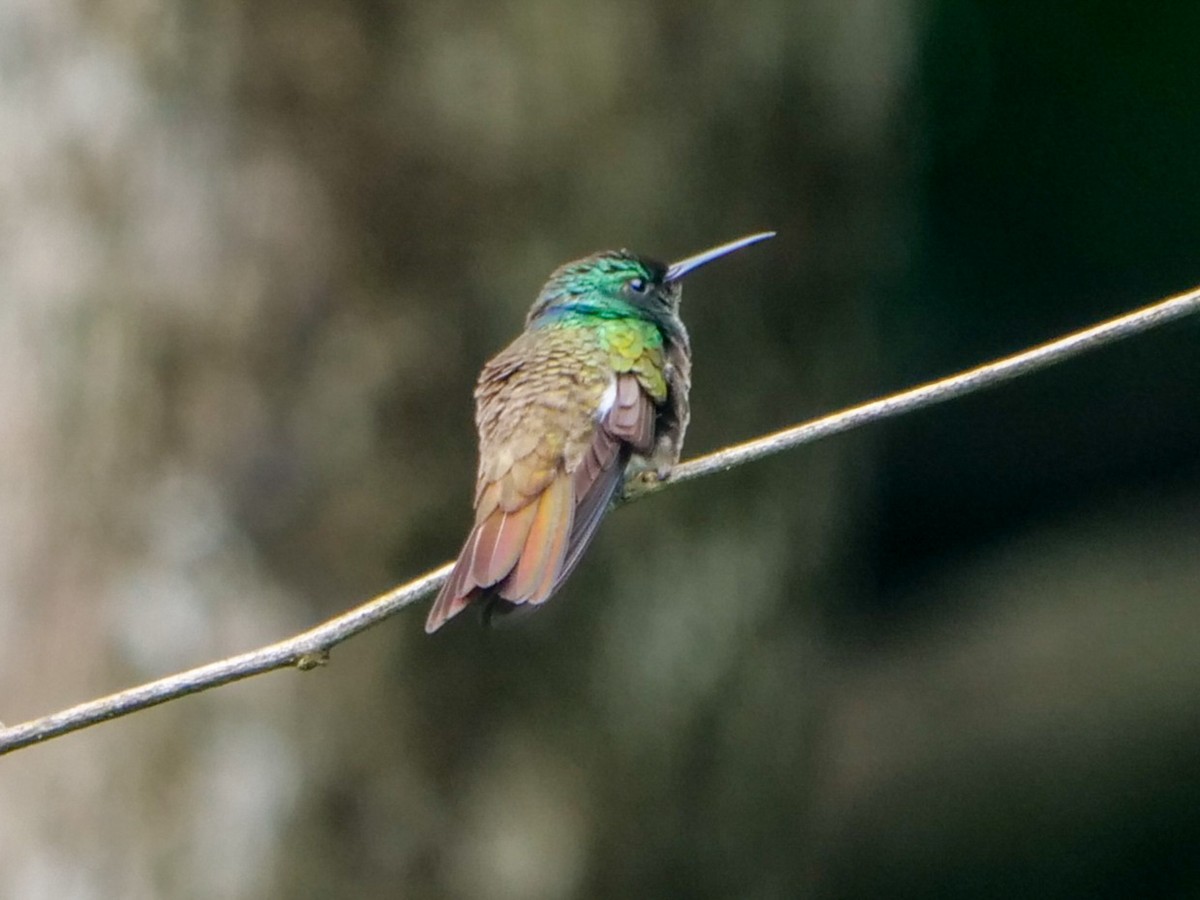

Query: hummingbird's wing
553 373 654 592
425 364 656 633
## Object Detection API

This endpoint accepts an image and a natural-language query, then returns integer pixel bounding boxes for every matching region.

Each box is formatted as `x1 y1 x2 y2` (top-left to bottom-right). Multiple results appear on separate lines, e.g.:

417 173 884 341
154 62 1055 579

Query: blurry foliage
0 1 1198 898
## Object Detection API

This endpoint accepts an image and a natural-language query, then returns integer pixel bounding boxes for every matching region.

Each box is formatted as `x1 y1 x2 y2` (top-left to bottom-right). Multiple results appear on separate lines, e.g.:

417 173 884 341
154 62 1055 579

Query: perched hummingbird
425 232 774 633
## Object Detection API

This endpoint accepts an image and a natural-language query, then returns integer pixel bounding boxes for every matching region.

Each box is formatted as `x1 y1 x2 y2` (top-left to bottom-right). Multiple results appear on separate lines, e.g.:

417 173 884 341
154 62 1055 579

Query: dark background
2 2 1198 898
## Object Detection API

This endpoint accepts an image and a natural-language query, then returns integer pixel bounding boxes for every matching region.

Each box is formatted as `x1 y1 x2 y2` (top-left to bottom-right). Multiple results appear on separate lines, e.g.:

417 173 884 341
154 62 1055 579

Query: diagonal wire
1 282 1197 756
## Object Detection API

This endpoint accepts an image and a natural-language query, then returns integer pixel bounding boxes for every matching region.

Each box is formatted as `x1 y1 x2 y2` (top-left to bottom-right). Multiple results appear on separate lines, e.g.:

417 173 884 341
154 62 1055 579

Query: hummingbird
425 231 774 633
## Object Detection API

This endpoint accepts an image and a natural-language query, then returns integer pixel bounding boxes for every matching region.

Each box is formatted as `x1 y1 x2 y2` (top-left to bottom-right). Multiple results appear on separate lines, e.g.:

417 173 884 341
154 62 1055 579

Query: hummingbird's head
526 251 677 329
525 232 775 331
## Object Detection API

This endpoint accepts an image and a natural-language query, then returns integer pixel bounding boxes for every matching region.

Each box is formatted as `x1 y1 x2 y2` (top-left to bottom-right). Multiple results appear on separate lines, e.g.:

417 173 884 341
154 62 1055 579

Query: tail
425 473 574 633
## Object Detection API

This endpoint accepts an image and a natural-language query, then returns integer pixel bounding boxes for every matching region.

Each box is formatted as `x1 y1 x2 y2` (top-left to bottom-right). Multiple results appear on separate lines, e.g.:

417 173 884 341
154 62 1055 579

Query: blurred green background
2 2 1199 898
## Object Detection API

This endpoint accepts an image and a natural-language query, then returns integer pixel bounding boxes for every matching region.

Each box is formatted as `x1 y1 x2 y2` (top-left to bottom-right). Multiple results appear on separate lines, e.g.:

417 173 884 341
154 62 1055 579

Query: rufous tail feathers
424 473 573 633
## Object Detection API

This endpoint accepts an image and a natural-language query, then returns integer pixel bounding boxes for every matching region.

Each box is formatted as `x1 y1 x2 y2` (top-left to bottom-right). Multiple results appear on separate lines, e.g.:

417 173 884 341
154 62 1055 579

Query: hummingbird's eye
627 277 648 294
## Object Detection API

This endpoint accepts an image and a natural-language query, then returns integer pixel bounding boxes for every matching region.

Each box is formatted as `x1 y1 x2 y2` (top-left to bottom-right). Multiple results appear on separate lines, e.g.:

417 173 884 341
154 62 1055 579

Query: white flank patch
595 378 617 420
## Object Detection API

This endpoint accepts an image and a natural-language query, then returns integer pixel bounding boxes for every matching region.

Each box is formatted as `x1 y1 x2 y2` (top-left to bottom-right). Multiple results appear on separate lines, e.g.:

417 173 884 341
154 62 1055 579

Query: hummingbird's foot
621 469 665 502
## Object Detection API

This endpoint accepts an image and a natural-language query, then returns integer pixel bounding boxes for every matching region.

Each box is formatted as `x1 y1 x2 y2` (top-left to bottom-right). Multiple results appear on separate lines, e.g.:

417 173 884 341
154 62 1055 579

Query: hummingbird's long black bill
665 231 775 282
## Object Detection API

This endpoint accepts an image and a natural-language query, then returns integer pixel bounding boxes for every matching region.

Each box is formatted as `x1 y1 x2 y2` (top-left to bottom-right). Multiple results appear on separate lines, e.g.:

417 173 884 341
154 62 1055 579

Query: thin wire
2 282 1197 756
